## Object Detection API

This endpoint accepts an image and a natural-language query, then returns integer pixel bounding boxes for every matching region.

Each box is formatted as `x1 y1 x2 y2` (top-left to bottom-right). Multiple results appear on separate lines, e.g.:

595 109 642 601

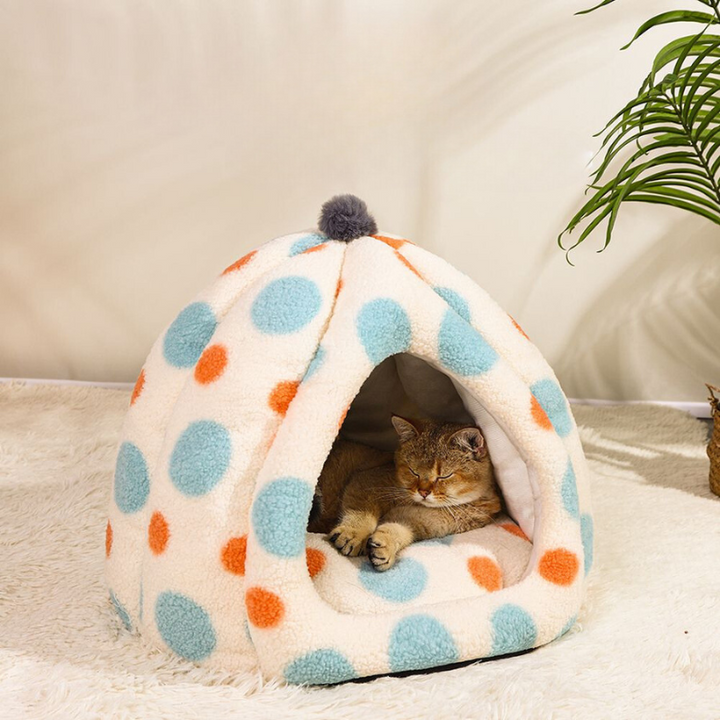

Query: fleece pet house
106 195 593 685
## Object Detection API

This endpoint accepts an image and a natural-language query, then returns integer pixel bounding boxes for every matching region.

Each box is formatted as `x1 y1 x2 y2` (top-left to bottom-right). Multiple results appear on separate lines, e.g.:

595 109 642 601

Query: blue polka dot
389 615 458 673
110 590 132 631
359 557 428 602
491 604 537 655
163 302 217 368
356 298 412 364
561 460 580 519
155 591 216 662
251 276 322 334
530 379 572 437
284 649 357 685
169 420 231 497
559 615 577 638
114 442 150 514
434 287 470 322
581 514 594 575
252 477 314 557
303 345 326 382
438 309 497 376
289 233 326 256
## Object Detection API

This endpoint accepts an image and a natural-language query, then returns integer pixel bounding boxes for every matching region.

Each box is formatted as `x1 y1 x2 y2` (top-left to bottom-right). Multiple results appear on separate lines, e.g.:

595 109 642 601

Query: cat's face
392 416 494 507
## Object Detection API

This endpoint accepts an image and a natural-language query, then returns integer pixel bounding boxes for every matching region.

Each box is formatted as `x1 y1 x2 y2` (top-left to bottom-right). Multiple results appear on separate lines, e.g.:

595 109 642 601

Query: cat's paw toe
328 525 368 557
368 535 397 571
341 539 365 557
369 549 395 571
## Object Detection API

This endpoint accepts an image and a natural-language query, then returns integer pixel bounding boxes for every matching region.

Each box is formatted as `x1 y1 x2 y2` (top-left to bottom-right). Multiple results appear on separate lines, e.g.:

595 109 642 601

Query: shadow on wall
413 2 630 248
555 219 720 403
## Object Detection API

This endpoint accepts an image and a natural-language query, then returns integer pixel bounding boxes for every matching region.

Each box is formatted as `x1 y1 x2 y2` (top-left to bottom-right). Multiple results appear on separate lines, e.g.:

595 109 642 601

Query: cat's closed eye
438 473 454 480
408 467 419 478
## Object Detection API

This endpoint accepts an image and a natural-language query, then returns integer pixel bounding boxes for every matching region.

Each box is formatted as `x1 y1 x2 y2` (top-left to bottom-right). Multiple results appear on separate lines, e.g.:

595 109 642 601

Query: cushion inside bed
307 515 532 614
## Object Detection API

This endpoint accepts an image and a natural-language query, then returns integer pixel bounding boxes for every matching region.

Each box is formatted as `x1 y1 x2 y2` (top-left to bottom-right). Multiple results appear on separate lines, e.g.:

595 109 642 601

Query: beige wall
1 0 718 400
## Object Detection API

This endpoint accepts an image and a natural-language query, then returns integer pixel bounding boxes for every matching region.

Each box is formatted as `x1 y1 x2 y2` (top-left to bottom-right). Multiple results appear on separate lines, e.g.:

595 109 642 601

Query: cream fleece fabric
104 228 591 684
1 383 718 718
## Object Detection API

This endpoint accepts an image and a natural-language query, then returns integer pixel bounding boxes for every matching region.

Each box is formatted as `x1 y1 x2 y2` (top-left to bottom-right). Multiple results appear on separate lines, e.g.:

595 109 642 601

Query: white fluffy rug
1 383 719 719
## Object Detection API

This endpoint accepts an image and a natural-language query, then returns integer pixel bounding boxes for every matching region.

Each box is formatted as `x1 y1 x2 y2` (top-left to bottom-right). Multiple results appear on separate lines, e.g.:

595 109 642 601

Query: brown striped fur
308 416 501 571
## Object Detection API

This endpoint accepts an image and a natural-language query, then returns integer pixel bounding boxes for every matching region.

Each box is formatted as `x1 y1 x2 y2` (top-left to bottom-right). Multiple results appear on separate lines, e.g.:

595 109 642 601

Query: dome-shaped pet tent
106 196 593 684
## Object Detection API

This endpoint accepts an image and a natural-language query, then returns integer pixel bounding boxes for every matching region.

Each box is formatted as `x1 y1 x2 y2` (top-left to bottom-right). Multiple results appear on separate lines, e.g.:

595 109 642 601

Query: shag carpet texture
0 383 719 719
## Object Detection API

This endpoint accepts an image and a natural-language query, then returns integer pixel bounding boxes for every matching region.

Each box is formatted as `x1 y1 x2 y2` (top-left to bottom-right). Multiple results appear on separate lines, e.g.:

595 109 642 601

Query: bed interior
338 353 539 541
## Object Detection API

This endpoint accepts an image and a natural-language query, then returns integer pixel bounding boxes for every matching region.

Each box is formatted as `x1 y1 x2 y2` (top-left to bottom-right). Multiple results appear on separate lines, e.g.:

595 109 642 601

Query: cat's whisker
375 490 415 503
373 490 411 502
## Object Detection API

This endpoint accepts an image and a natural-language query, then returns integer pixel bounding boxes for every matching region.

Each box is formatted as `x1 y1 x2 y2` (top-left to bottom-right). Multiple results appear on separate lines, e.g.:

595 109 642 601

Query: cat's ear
391 415 419 443
450 427 486 458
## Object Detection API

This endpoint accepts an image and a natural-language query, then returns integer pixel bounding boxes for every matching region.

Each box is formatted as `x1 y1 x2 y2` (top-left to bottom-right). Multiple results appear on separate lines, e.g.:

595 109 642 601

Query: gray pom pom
318 195 378 242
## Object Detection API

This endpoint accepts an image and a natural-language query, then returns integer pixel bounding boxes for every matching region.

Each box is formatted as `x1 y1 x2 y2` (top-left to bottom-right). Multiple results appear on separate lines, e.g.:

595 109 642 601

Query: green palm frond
559 1 720 261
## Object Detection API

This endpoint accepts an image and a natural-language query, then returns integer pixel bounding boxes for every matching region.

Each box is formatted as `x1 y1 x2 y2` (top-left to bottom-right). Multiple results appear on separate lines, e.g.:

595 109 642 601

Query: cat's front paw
367 534 397 571
368 523 412 571
328 523 371 557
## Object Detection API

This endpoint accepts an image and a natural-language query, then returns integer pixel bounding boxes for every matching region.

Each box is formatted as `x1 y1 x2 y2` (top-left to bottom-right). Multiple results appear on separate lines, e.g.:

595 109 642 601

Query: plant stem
664 89 720 204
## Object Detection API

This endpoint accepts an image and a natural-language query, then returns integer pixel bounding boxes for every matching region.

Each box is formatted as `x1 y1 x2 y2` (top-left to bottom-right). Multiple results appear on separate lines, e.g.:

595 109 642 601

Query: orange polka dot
500 522 530 541
221 535 247 576
246 587 285 628
130 369 145 406
373 235 407 249
306 547 326 578
467 555 502 592
222 250 257 275
539 548 579 586
268 380 299 416
394 250 422 278
148 511 169 555
531 396 552 430
334 278 343 299
303 243 327 255
509 315 530 340
105 521 113 557
195 344 228 385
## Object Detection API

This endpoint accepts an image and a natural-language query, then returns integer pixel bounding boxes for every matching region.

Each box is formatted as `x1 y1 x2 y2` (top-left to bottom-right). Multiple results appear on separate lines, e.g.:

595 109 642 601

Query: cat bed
106 195 593 685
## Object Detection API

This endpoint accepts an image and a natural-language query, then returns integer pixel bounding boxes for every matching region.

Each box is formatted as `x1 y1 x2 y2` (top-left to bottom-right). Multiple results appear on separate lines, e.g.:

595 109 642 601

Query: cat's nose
418 488 431 499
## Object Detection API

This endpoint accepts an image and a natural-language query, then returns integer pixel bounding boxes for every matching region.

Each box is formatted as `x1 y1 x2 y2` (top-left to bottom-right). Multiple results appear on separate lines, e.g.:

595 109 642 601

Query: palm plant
559 0 720 259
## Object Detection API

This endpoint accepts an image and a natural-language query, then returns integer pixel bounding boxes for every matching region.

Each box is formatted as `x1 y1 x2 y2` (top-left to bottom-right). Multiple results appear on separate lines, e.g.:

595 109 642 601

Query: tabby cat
308 415 502 571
